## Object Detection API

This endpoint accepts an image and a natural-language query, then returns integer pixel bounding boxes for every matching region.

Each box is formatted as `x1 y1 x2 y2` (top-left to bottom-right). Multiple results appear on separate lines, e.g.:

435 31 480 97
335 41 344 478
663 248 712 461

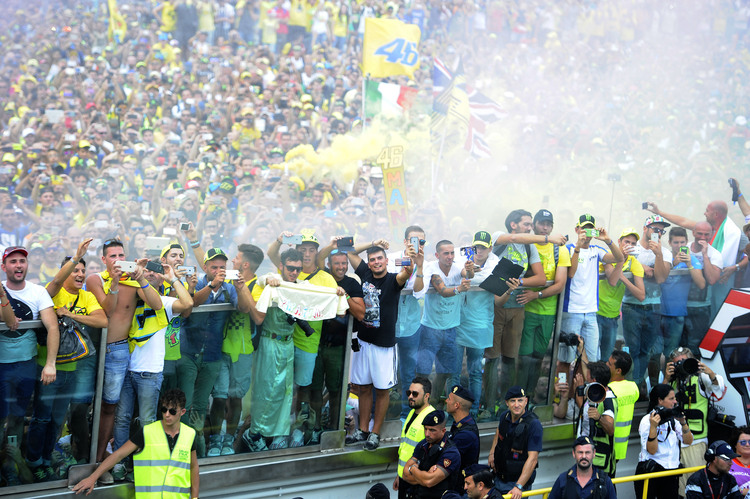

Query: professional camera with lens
559 332 579 347
575 382 607 404
654 405 684 424
286 314 316 337
673 357 700 379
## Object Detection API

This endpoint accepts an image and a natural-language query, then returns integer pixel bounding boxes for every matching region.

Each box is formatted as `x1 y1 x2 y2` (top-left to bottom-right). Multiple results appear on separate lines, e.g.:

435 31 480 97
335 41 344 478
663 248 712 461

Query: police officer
403 410 462 498
488 386 543 499
464 464 504 499
394 377 435 499
548 436 617 499
685 440 743 499
665 346 726 496
446 384 480 484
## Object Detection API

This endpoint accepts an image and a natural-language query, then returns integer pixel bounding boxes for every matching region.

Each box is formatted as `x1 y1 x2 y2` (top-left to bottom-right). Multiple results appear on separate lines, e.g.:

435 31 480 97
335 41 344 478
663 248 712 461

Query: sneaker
112 463 127 482
98 469 114 485
364 432 380 451
1 462 22 486
220 435 235 456
345 429 368 445
310 428 322 445
269 436 288 450
32 464 57 483
289 428 305 448
207 434 222 457
242 430 268 453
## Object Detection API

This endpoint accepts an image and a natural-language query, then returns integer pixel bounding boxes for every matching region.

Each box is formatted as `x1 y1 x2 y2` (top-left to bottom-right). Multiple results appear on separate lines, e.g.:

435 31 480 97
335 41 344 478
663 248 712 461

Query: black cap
366 482 390 499
504 386 527 400
533 209 554 224
577 214 596 228
422 410 446 427
573 435 594 448
450 385 475 403
462 464 491 478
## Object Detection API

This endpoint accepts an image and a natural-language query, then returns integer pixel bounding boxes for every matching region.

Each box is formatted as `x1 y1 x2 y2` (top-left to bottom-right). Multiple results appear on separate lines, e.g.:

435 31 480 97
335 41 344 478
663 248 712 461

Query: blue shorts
212 353 253 399
102 341 130 405
294 347 317 387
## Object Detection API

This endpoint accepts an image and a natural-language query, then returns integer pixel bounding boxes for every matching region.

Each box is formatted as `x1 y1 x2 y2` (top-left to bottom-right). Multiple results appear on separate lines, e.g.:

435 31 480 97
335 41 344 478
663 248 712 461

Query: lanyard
703 468 724 499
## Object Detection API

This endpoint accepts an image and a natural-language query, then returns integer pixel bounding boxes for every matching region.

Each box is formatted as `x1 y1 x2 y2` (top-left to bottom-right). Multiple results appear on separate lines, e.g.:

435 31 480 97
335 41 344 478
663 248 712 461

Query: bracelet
140 283 150 289
108 288 119 295
574 249 580 253
416 274 423 278
538 291 543 299
190 241 200 248
170 278 179 285
519 277 523 286
1 300 10 307
605 240 613 245
647 436 657 442
544 235 548 244
72 258 80 265
453 287 460 295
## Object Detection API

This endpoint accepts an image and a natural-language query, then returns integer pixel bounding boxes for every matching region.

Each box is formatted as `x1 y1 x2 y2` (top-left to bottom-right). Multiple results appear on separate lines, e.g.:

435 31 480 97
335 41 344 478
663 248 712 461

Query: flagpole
362 73 369 131
433 126 448 194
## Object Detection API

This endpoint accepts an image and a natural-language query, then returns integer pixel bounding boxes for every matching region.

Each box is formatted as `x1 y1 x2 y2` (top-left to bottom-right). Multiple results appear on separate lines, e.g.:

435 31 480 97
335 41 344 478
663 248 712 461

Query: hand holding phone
225 270 240 280
116 261 138 273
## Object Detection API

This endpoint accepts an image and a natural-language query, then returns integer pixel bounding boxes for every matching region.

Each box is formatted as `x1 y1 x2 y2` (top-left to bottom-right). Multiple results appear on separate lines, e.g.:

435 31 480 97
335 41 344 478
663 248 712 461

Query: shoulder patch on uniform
443 458 451 468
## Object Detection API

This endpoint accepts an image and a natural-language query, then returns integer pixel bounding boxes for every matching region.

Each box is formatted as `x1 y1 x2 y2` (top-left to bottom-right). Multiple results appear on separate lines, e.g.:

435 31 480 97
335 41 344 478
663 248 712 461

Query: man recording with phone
665 346 727 496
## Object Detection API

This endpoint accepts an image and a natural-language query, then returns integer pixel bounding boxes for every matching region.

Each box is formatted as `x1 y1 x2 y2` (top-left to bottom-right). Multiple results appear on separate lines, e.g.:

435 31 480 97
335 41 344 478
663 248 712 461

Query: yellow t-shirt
160 2 177 32
524 243 571 316
40 286 103 371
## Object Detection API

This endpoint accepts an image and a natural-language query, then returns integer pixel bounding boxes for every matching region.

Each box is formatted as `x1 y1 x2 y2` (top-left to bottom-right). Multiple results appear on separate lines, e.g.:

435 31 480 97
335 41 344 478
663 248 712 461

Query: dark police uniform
449 414 479 488
410 417 462 499
493 408 543 489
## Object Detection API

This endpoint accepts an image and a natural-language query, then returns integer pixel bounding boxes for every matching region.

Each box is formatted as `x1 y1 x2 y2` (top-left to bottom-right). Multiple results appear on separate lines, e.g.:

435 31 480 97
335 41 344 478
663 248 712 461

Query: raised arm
46 238 93 298
646 202 697 230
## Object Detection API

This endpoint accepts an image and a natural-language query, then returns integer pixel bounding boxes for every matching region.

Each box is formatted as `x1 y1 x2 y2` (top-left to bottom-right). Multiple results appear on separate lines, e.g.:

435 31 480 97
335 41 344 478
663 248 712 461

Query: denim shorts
212 353 253 399
102 341 130 404
294 347 317 387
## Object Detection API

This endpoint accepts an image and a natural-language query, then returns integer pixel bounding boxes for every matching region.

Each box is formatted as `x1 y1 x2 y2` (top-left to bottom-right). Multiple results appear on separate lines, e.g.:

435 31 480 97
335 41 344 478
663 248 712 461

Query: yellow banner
108 0 127 44
378 146 408 237
362 18 421 79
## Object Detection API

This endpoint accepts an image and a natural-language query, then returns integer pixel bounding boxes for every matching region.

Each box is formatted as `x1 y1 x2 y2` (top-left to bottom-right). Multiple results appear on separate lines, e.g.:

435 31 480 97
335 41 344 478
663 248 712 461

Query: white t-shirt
638 413 684 469
1 281 55 363
311 10 329 35
129 297 176 373
690 244 723 269
564 243 609 313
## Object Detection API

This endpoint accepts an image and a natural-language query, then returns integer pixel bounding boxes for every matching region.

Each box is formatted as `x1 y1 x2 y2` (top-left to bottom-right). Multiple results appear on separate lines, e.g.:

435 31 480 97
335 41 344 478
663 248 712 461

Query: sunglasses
160 406 178 415
739 439 750 446
406 390 422 397
285 265 303 273
650 227 666 235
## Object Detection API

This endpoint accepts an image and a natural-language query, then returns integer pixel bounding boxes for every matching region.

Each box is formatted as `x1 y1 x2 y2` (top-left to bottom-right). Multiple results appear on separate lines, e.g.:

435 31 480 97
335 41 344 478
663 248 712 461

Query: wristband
190 241 200 248
519 277 523 286
141 283 150 289
605 240 613 245
415 274 424 278
544 235 548 244
647 436 657 442
170 278 179 285
1 300 10 307
72 258 80 265
454 287 460 295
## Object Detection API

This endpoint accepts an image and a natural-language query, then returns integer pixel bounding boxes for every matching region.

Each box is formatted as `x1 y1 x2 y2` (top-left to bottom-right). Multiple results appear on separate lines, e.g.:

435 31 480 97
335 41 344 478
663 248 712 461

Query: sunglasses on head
160 406 177 415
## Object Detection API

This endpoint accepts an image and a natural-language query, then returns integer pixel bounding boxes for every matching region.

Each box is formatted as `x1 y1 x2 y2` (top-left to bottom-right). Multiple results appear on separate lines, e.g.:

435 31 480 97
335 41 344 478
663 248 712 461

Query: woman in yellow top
333 4 350 51
197 0 216 43
153 0 177 33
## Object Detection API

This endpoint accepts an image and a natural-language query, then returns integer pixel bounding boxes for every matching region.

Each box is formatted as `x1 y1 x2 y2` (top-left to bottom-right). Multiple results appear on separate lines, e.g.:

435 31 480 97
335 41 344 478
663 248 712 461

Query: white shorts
350 339 398 390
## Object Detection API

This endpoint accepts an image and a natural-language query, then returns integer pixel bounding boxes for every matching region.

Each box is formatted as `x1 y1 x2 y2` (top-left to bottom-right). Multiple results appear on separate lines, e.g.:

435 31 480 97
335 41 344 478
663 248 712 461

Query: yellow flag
108 0 127 44
362 18 421 79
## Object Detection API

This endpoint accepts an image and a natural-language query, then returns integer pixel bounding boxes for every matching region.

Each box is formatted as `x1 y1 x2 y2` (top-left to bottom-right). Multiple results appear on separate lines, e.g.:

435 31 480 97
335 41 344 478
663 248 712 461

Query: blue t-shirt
181 278 238 362
660 255 703 317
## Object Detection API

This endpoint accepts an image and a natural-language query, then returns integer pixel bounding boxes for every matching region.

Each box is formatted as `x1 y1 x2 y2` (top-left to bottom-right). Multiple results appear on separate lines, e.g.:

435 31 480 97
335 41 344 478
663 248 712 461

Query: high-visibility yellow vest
133 421 195 498
609 379 639 460
671 376 709 440
397 404 435 478
591 397 617 476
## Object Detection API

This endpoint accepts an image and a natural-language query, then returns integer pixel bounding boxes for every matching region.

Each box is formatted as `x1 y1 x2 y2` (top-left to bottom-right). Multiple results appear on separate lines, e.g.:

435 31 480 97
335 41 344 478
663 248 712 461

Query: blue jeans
0 358 36 420
622 303 660 382
113 371 163 451
397 332 421 419
26 367 77 465
416 325 459 374
448 346 483 414
660 316 685 357
684 306 710 356
559 312 600 362
597 315 619 362
71 355 96 404
102 341 130 404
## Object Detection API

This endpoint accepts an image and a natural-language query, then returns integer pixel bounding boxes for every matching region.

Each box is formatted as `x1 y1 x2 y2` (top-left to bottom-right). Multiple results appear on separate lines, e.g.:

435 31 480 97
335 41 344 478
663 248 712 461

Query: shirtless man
85 238 163 469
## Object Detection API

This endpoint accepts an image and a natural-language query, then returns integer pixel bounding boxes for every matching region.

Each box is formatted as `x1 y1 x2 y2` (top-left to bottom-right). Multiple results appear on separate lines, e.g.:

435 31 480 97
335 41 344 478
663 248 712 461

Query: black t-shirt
320 272 364 345
354 260 404 347
131 423 197 453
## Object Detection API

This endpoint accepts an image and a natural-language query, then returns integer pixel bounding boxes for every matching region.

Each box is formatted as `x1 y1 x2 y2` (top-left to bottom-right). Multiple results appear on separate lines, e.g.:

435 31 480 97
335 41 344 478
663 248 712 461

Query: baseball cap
160 243 185 259
299 231 319 247
203 248 227 264
644 215 671 228
504 386 527 400
619 227 640 241
712 441 740 460
577 214 596 228
421 410 446 427
2 246 28 263
472 231 492 248
533 209 554 224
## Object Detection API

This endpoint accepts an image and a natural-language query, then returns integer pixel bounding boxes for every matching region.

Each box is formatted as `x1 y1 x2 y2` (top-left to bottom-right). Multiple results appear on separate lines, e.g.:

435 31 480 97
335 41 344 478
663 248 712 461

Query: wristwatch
537 291 543 299
515 483 523 490
208 282 217 290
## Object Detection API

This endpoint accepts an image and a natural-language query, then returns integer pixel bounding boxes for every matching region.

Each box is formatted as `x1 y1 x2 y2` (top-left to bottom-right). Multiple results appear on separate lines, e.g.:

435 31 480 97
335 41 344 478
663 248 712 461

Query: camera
575 382 607 404
654 405 683 424
286 315 316 337
673 357 699 378
559 331 579 347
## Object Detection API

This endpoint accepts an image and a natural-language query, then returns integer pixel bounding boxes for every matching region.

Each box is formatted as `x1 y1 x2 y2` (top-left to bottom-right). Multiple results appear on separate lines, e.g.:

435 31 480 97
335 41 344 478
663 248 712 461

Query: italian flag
364 80 418 118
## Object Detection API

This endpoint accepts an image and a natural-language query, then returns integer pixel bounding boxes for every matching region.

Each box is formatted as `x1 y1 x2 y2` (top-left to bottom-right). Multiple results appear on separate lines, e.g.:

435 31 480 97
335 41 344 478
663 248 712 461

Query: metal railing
501 465 704 498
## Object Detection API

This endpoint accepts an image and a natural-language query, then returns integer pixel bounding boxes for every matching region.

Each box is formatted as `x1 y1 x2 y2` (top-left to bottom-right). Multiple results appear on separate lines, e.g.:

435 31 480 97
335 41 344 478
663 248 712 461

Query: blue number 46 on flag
374 39 419 67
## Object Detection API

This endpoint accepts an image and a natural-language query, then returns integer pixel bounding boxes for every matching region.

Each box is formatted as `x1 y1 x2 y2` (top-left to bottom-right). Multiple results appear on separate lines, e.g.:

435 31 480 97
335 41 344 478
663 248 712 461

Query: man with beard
548 436 617 499
393 377 435 499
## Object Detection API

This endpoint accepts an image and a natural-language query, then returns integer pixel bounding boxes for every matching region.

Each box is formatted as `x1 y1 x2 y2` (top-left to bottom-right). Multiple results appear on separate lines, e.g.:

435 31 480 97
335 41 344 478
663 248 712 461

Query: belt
108 338 129 346
262 332 292 341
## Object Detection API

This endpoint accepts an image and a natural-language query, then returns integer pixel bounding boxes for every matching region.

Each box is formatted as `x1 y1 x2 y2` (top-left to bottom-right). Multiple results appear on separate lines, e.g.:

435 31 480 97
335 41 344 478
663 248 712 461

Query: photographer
635 384 694 499
665 346 726 496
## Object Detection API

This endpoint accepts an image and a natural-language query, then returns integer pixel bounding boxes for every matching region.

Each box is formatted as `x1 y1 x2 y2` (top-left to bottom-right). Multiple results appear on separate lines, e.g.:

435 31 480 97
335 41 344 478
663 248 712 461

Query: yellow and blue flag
362 18 421 79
